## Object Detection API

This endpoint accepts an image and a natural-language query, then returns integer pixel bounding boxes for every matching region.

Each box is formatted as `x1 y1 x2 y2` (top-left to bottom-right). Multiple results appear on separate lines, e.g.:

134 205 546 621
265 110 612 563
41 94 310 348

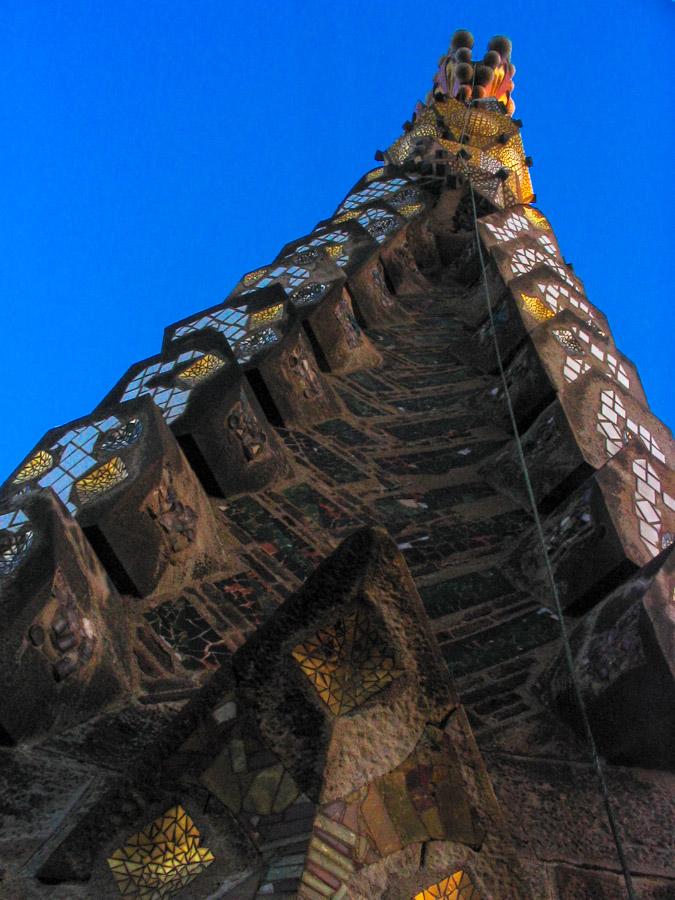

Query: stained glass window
121 352 205 425
13 450 54 483
523 206 550 230
107 805 214 899
75 457 128 502
551 328 585 356
18 415 125 513
365 167 385 182
357 208 401 244
294 228 352 267
291 282 331 306
177 353 226 387
292 610 402 716
413 870 481 899
250 303 284 327
233 327 280 363
243 267 269 286
333 209 362 224
519 292 554 322
0 509 33 577
98 419 144 453
240 264 310 294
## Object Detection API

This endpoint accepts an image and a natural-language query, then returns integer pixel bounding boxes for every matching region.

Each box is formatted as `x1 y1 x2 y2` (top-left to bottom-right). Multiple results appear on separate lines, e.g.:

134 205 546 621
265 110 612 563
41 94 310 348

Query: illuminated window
413 870 481 899
177 354 226 387
107 805 214 899
365 167 385 181
519 292 554 322
0 509 33 577
292 610 402 716
13 450 54 483
250 303 284 327
75 457 128 502
523 206 550 230
243 267 269 286
333 209 362 223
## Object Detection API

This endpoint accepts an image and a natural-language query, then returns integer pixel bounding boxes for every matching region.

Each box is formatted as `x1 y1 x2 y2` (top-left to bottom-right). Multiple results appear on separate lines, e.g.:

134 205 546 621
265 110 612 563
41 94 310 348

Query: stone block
248 325 342 427
296 285 383 374
543 548 674 768
0 491 130 742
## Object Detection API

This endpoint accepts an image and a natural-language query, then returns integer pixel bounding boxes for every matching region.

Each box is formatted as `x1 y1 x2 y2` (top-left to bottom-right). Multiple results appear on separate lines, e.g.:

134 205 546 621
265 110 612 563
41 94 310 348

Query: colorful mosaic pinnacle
106 806 214 899
292 609 402 715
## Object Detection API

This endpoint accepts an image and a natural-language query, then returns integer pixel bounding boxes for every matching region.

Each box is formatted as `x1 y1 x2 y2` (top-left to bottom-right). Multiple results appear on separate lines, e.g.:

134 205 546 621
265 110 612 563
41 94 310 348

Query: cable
464 177 637 899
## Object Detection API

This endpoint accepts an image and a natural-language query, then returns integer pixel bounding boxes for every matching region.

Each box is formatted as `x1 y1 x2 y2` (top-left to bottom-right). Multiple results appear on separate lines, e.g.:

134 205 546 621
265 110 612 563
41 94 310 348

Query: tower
0 27 672 899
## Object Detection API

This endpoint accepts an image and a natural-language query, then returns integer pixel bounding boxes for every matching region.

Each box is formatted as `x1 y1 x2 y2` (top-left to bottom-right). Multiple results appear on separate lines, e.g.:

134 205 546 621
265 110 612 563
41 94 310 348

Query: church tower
0 30 672 900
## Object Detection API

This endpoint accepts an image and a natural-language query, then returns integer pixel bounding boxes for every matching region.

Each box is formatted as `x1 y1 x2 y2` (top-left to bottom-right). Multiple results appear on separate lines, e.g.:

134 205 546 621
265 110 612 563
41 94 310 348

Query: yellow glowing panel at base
365 167 385 182
334 210 361 223
243 267 269 286
292 610 402 716
14 450 54 483
520 293 555 322
76 457 128 502
107 805 214 899
178 353 226 386
324 243 345 258
398 202 424 218
414 869 480 899
523 207 550 230
250 303 284 327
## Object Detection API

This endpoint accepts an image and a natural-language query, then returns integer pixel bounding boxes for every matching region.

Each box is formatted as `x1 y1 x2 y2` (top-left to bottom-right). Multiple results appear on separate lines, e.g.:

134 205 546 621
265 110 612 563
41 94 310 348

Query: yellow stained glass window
365 167 385 182
292 610 402 716
413 869 480 899
13 450 53 483
178 353 225 386
523 206 549 230
324 243 345 258
76 457 128 501
107 805 214 899
398 202 424 219
334 209 361 223
243 267 269 286
520 293 554 322
250 303 284 327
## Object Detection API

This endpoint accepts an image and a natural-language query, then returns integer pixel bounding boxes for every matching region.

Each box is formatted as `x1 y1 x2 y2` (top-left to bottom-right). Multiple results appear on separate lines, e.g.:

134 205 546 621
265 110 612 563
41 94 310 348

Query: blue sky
1 0 673 481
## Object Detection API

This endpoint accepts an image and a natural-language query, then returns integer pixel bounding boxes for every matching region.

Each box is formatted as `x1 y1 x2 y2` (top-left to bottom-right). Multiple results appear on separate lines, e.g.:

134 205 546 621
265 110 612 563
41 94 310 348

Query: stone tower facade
0 30 673 900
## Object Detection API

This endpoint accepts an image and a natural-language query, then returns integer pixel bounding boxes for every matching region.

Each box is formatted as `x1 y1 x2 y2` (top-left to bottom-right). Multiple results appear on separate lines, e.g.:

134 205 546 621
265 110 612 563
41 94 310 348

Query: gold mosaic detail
334 209 361 223
552 328 585 355
250 303 284 327
107 805 214 899
13 450 53 483
520 293 554 322
292 610 401 716
178 353 225 386
414 870 480 899
324 243 345 258
398 202 424 218
76 457 128 501
243 267 269 286
523 206 550 230
365 167 385 182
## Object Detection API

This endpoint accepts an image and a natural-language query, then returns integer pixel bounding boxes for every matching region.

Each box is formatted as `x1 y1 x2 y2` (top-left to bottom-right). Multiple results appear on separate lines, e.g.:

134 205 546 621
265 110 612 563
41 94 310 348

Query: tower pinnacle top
432 29 516 115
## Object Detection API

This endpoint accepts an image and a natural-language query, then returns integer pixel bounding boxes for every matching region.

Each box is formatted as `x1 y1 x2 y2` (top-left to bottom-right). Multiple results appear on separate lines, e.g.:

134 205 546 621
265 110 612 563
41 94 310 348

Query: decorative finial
433 30 516 114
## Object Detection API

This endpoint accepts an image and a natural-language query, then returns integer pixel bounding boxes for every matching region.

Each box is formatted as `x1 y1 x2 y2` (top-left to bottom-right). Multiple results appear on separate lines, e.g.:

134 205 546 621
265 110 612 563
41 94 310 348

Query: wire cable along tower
0 27 672 900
